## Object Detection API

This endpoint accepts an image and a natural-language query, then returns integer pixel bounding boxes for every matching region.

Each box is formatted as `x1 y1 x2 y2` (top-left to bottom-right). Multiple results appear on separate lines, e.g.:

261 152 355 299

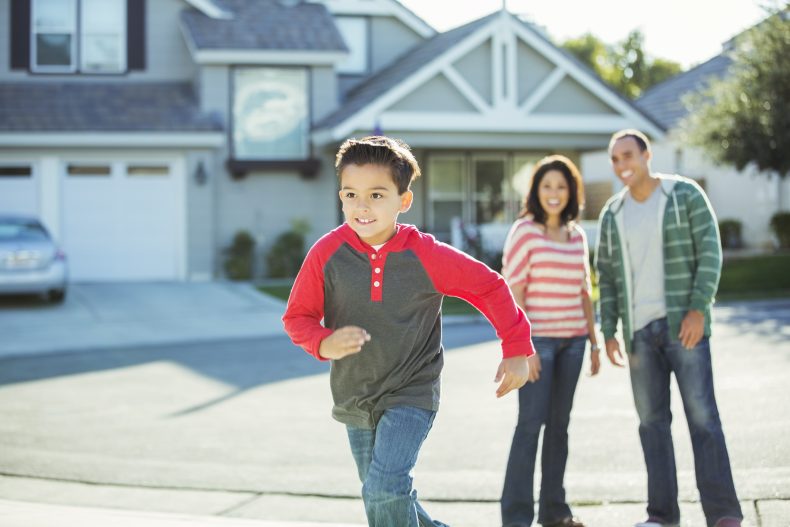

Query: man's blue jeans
629 317 742 527
501 335 586 527
346 406 449 527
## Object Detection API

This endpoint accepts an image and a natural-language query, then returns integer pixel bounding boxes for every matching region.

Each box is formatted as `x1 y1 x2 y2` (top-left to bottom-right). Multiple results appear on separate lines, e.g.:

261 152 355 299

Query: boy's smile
339 163 413 246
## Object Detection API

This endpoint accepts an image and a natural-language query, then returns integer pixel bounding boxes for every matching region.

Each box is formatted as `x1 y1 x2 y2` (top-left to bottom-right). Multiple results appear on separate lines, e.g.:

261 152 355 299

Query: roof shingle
181 0 347 52
636 54 733 129
0 82 223 132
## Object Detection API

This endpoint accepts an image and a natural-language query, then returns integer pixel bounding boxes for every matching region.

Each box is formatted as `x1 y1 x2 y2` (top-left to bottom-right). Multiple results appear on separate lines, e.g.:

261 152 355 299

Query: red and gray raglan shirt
282 223 534 429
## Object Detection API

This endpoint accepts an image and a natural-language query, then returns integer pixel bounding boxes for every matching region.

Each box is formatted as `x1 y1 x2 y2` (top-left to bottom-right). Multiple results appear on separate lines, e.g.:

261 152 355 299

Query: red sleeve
281 239 335 361
415 234 535 358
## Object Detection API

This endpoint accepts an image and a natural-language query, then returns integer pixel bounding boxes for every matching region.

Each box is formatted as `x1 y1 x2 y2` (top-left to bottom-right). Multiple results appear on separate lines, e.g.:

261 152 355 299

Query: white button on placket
374 268 381 274
373 281 380 287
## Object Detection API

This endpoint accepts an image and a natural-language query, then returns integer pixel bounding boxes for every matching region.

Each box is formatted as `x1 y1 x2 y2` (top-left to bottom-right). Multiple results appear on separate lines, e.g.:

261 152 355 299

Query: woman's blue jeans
501 335 586 527
629 317 742 527
346 406 449 527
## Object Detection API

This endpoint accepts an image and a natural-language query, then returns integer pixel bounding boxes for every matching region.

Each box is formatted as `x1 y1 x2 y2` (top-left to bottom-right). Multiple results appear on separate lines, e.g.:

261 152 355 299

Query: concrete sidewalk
0 281 287 357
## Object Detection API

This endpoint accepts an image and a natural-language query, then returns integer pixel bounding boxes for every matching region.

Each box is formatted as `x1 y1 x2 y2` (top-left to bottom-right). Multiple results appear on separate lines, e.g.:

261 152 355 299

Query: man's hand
605 338 625 367
318 326 370 360
494 355 529 398
679 310 705 349
526 353 541 383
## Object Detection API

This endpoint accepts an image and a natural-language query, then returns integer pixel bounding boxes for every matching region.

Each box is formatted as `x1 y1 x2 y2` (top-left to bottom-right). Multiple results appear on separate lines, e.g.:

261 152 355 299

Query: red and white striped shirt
501 218 591 338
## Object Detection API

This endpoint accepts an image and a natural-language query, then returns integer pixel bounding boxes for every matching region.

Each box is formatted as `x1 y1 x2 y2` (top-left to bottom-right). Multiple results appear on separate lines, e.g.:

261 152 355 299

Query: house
0 0 662 282
581 21 789 251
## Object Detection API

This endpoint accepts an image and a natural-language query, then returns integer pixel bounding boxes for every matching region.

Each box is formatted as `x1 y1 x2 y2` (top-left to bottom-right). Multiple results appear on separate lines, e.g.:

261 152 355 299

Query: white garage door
0 164 38 216
62 161 182 281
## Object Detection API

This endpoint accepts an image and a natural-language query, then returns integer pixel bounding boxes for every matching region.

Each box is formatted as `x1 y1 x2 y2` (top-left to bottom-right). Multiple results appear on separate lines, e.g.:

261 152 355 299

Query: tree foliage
682 8 790 178
562 30 682 99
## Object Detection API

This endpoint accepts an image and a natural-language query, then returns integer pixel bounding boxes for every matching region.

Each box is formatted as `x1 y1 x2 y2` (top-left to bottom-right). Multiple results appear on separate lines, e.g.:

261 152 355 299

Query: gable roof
636 54 733 129
180 0 347 52
316 13 496 129
314 10 664 143
0 82 222 132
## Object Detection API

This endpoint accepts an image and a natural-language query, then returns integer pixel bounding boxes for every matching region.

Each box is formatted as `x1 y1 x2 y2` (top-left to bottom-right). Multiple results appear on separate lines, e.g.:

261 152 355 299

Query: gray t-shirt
623 187 666 332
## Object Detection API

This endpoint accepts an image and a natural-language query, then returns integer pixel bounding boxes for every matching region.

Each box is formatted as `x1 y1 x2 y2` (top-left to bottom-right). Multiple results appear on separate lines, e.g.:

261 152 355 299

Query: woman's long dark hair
519 155 585 225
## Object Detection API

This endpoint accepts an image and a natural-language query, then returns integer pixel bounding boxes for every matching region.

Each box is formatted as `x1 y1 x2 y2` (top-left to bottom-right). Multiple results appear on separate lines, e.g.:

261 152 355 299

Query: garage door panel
0 165 38 215
63 163 180 281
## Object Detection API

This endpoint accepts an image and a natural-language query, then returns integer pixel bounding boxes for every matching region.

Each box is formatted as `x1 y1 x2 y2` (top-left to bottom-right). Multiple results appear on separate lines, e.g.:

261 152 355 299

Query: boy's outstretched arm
495 356 529 398
417 235 535 397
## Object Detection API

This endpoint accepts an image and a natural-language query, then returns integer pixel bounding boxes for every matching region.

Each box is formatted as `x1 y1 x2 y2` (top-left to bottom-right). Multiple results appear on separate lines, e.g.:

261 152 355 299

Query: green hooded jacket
594 174 722 353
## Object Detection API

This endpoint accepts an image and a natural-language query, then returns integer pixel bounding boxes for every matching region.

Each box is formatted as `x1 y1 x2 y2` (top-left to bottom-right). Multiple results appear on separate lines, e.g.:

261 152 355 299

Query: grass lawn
717 252 790 301
259 252 790 315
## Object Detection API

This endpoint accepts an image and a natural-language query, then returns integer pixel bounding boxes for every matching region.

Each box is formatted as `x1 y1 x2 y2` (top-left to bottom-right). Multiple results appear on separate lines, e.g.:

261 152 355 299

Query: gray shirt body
623 186 666 332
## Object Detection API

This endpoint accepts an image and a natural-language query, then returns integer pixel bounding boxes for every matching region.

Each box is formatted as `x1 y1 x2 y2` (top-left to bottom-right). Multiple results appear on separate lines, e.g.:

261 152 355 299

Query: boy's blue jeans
629 317 742 527
346 405 449 527
501 335 586 527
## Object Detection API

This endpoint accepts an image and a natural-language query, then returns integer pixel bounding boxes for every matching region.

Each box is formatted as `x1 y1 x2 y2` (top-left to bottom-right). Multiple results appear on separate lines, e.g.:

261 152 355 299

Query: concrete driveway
0 281 286 358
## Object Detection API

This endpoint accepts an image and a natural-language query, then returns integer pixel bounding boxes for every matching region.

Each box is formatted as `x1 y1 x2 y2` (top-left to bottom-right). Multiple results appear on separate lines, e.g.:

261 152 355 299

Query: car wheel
48 289 66 303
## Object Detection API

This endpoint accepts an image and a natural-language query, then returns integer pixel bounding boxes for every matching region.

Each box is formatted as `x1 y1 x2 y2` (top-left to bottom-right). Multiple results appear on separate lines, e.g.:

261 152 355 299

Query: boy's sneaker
634 518 679 527
713 519 742 527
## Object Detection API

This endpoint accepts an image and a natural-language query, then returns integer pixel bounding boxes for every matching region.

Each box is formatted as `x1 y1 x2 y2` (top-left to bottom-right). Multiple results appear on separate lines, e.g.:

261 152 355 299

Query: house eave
0 132 226 148
193 49 347 66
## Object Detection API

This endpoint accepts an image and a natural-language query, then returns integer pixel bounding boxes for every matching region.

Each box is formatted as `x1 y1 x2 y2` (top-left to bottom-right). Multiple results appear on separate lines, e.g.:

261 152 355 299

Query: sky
397 0 774 69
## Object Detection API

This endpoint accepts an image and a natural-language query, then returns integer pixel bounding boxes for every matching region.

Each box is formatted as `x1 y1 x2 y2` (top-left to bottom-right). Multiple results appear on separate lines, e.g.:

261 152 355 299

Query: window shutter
127 0 146 70
10 0 32 70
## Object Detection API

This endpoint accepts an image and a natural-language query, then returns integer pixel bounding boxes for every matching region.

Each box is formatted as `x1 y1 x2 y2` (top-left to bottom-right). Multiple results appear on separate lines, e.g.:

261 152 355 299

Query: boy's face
339 163 413 246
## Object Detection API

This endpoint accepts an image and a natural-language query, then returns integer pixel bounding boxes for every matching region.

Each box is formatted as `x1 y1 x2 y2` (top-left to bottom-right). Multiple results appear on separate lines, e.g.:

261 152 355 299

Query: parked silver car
0 214 68 302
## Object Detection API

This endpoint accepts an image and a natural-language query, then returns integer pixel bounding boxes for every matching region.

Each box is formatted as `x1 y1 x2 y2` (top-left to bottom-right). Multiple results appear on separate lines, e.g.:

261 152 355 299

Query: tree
562 30 682 99
682 8 790 178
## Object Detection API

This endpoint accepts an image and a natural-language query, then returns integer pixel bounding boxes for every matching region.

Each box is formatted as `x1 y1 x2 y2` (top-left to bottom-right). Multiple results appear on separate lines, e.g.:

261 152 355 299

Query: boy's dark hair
335 136 421 195
608 128 651 154
520 155 584 225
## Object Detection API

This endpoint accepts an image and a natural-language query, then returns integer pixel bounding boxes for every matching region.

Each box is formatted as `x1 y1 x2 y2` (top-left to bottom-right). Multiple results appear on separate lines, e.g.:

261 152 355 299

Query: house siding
0 0 195 81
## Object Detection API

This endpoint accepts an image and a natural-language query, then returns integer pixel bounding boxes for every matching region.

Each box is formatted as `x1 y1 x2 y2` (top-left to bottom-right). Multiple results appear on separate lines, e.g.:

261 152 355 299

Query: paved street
0 286 788 526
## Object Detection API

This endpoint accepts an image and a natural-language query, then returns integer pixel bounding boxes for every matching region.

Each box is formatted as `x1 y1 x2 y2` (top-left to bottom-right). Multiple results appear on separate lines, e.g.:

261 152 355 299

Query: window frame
230 66 311 162
30 0 128 75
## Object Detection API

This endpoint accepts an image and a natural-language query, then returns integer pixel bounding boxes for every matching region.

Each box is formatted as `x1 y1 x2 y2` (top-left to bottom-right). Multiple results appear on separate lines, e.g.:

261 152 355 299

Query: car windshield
0 220 49 242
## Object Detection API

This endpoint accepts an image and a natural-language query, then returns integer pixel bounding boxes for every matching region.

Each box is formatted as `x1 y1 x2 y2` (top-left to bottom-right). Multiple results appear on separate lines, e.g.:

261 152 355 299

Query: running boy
282 136 534 526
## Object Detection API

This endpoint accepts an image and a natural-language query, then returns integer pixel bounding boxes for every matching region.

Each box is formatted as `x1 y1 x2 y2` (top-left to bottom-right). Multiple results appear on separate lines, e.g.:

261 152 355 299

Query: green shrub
718 219 743 249
224 230 255 280
770 212 790 249
266 220 310 278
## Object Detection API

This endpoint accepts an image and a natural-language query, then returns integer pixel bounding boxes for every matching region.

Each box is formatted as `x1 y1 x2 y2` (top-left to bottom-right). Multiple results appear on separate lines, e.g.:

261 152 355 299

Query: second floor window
32 0 127 74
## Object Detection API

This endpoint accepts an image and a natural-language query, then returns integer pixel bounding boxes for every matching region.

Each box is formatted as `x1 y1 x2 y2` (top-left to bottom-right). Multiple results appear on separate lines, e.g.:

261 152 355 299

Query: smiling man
595 129 742 527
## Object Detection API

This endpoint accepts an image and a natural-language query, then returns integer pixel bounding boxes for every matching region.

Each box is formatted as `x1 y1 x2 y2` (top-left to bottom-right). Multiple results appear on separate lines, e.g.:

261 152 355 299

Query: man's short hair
335 136 421 195
608 129 651 154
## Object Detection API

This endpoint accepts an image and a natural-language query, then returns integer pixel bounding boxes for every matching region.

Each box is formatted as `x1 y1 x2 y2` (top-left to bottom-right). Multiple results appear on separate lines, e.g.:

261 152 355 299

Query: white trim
312 0 435 38
441 66 491 114
377 112 635 133
506 16 664 138
0 133 225 148
504 26 518 108
39 157 61 240
520 67 565 114
331 22 497 139
173 156 188 281
182 0 234 20
194 49 347 65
